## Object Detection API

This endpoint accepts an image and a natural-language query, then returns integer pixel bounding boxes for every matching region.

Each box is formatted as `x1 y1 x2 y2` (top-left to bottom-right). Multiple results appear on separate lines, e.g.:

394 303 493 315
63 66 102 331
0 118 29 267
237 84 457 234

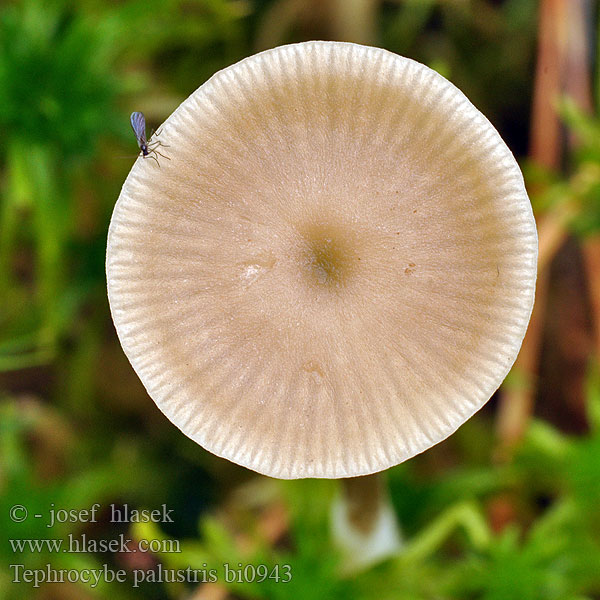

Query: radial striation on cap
107 41 537 479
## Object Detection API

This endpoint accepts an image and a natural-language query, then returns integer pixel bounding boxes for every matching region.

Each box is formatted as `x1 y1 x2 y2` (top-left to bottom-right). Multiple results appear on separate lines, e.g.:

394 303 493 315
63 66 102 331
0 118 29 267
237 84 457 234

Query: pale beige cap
107 41 537 479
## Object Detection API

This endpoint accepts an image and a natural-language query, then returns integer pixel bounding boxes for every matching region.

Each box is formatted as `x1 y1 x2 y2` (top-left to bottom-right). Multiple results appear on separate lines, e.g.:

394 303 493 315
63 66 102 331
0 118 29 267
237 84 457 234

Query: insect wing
130 112 147 147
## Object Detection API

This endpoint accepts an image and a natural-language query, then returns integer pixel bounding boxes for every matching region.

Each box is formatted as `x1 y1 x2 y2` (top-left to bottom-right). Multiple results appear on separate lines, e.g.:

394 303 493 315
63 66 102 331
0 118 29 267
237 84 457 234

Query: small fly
130 111 170 167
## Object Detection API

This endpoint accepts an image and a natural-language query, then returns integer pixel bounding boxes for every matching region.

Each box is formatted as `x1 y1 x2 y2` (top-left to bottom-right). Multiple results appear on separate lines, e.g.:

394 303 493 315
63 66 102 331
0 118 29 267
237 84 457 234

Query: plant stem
401 500 491 564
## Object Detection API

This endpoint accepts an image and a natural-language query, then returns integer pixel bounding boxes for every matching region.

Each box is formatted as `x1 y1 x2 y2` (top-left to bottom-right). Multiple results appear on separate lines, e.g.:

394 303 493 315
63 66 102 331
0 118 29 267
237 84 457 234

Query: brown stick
564 1 600 366
496 270 550 455
496 0 570 456
583 238 600 358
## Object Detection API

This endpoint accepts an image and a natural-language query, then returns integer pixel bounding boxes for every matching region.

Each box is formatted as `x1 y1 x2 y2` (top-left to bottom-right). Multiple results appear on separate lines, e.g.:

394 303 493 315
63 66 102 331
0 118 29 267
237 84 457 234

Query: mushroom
107 41 537 566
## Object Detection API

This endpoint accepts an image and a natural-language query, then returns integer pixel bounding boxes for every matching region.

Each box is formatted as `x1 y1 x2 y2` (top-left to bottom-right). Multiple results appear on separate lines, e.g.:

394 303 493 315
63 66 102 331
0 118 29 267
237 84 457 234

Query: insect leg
152 149 171 161
146 153 161 168
148 139 170 150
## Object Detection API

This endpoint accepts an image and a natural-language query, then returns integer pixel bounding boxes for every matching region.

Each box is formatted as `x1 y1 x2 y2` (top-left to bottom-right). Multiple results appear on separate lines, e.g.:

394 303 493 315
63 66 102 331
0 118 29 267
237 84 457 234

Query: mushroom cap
107 41 537 479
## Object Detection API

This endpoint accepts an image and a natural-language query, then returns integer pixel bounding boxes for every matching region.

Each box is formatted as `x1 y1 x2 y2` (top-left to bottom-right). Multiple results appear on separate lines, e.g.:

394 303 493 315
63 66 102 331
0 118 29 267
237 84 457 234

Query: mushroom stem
330 473 402 572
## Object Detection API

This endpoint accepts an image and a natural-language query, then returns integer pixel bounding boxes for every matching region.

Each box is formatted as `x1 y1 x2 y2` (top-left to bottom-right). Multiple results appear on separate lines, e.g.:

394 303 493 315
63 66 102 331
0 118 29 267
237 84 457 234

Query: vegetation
1 0 599 598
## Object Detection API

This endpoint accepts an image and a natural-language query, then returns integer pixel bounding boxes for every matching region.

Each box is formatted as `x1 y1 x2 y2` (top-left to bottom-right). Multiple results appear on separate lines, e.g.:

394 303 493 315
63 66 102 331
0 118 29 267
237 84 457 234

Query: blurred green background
2 0 600 598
